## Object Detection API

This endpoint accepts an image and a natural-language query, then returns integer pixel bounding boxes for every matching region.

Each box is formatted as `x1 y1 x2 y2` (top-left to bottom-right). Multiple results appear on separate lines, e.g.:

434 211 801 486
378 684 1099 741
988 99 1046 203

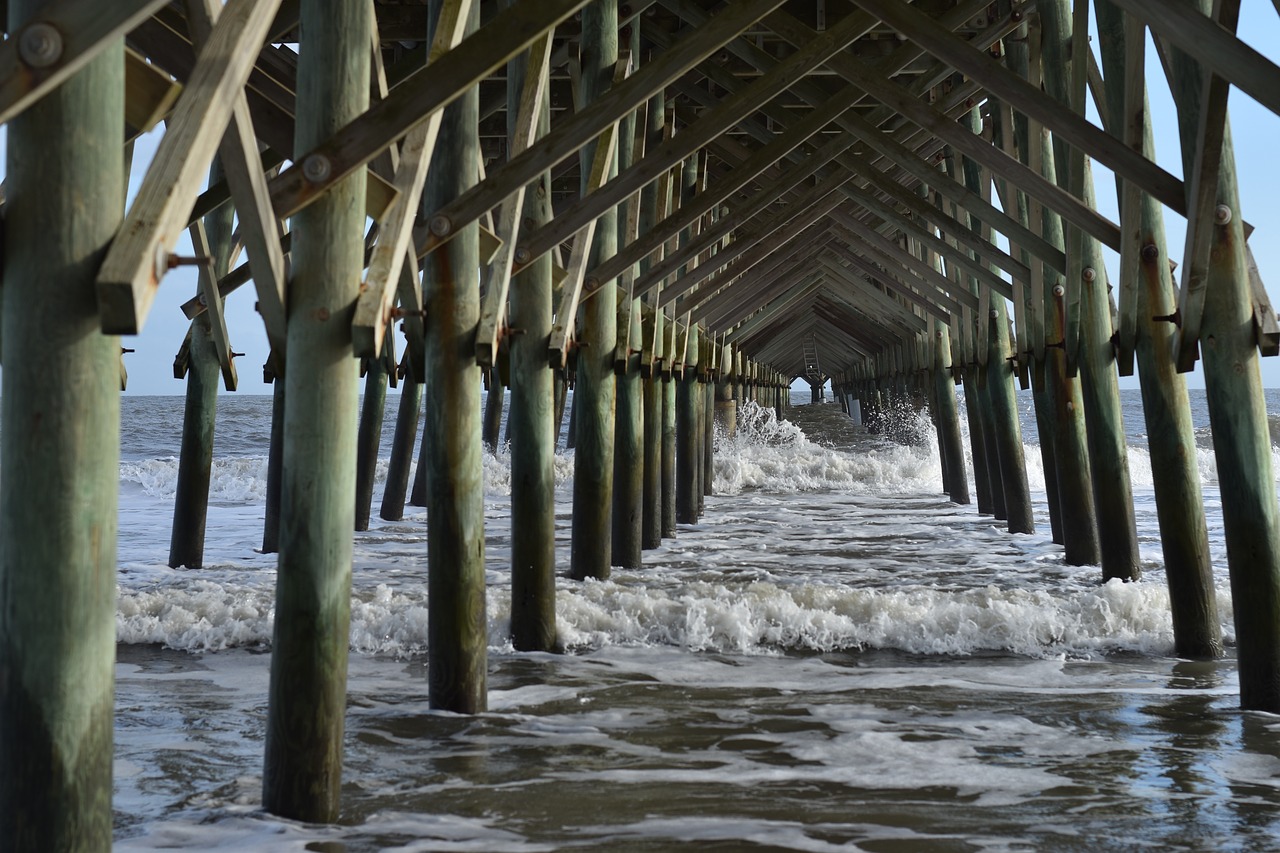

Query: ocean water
109 388 1280 851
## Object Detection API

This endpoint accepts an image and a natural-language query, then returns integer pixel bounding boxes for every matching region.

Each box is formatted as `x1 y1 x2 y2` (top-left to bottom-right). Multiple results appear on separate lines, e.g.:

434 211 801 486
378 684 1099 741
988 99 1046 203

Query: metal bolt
429 214 453 237
19 22 63 68
514 246 531 264
1082 266 1097 282
1141 243 1160 262
1214 204 1233 225
302 153 332 183
989 309 999 320
1052 284 1065 297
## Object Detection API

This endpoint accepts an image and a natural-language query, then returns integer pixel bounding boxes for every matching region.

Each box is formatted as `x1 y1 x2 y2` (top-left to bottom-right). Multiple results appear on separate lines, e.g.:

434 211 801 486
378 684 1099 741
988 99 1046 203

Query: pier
2 0 1280 844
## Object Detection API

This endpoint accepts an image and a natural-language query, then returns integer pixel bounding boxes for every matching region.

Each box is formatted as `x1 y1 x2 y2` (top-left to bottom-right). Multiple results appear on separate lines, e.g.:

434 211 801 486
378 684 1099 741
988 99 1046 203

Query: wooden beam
186 0 288 366
548 121 620 368
0 0 170 126
125 48 180 136
188 219 237 391
473 32 553 367
95 0 285 335
417 0 790 259
268 0 589 219
352 0 476 361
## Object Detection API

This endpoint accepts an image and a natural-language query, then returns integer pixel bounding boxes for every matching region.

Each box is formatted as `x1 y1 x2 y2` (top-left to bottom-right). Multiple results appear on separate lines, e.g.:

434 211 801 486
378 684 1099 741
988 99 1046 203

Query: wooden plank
1114 11 1147 376
473 32 553 367
1113 0 1280 119
418 0 790 260
95 0 285 335
548 122 620 368
188 219 237 391
186 0 289 364
1173 0 1240 372
1247 243 1280 357
0 0 170 126
352 0 476 361
125 48 181 136
851 0 1187 215
268 0 589 220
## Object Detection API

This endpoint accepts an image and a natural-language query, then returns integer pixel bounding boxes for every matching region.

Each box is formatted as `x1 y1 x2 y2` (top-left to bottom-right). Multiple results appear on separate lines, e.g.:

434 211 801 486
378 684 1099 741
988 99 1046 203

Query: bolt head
301 153 332 183
19 22 63 68
1214 204 1233 225
429 214 452 238
1082 266 1097 282
1053 284 1065 297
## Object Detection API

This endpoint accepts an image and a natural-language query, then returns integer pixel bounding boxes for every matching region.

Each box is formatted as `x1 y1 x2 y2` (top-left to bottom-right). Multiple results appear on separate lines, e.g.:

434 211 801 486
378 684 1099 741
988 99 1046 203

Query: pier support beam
569 0 619 581
508 29 558 651
483 372 505 451
0 24 122 847
355 358 388 532
1041 1 1141 581
262 377 285 553
1096 1 1219 657
662 352 677 537
170 161 233 569
1166 12 1280 702
676 325 700 524
420 0 487 709
380 375 422 522
263 0 368 822
933 323 969 505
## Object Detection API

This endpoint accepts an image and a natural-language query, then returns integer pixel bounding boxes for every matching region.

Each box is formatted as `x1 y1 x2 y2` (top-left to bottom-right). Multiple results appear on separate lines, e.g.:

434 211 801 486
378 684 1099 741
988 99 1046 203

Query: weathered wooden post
934 321 970 504
419 0 488 708
171 160 233 568
612 24 644 569
0 19 121 846
1095 0 1219 657
263 0 368 821
702 356 715 503
676 324 700 524
1165 5 1280 702
569 0 620 580
661 320 678 537
354 358 389 531
508 24 558 651
1040 1 1140 580
380 373 422 522
262 375 285 552
482 371 505 451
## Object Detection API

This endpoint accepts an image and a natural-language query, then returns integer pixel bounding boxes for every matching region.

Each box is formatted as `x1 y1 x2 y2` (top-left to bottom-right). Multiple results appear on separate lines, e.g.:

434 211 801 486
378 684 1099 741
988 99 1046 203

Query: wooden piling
569 0 620 581
419 0 488 709
677 324 700 524
170 160 233 569
1166 17 1280 702
380 376 422 522
702 372 714 503
933 322 970 504
0 23 122 847
1096 0 1219 658
1040 1 1141 581
355 358 388 532
262 376 285 553
483 372 505 451
507 27 558 651
262 0 368 821
662 349 678 537
612 26 644 570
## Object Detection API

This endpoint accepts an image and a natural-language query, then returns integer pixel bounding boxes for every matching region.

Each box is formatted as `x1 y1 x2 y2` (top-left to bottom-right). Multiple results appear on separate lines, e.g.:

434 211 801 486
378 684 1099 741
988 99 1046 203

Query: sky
5 7 1280 395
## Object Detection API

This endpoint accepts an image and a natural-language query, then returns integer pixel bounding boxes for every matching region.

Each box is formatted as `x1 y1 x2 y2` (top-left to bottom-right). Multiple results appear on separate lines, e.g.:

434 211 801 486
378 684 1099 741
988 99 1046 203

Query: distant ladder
803 335 822 384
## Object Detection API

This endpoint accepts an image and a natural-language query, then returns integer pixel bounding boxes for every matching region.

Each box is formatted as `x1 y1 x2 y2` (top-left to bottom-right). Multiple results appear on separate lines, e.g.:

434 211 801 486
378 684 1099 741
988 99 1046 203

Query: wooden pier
2 0 1279 842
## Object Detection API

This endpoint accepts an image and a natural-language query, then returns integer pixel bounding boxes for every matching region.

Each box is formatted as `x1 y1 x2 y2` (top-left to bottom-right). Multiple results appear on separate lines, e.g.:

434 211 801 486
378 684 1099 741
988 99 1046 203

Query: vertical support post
612 21 644 569
702 362 714 502
420 0 487 709
570 0 619 581
354 358 388 531
1167 10 1280 701
380 374 422 521
262 374 285 552
262 0 368 822
508 22 558 651
0 19 121 847
934 321 970 504
482 372 505 450
661 324 678 537
676 323 700 524
1096 0 1219 657
1041 1 1140 580
170 159 233 568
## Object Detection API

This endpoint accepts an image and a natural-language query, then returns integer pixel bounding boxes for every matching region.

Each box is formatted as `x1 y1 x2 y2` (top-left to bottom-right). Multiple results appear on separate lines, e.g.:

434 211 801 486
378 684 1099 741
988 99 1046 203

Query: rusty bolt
1214 204 1233 225
302 153 332 183
19 22 62 68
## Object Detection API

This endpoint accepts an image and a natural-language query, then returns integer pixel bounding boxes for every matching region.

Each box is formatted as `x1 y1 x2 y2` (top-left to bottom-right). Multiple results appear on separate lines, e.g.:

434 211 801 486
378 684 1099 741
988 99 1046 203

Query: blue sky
5 10 1280 394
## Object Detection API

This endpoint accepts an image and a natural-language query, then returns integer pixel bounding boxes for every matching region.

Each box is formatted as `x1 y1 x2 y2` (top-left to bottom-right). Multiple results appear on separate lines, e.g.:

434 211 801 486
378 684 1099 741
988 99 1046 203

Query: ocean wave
115 575 1232 661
